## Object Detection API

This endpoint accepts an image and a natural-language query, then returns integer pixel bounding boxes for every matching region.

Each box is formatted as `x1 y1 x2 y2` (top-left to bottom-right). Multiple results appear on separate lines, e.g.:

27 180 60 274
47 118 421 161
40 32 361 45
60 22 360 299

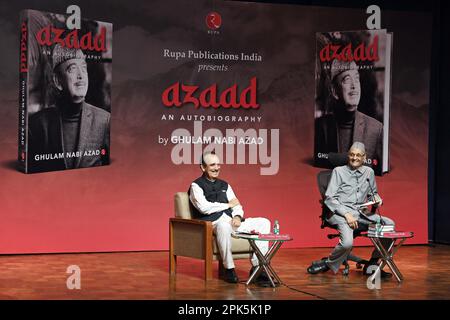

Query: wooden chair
169 192 253 280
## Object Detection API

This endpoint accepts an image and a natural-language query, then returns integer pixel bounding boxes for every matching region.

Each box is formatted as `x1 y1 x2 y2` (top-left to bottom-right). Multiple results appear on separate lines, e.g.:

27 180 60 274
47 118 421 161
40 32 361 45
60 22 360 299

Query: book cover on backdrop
313 29 392 175
18 9 112 173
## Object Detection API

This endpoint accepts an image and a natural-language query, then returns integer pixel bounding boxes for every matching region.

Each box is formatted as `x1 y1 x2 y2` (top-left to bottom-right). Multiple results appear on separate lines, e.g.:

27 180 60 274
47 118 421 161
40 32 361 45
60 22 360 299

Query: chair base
319 254 369 275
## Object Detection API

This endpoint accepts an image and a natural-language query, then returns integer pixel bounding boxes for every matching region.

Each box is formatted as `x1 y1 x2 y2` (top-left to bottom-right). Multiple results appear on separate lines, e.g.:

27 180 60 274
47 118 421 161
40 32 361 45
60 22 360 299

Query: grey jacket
28 102 110 173
314 111 383 174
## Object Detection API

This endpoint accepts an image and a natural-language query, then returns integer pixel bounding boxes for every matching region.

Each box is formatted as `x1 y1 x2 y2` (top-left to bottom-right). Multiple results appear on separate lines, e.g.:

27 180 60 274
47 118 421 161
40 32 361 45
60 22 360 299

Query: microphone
366 178 384 225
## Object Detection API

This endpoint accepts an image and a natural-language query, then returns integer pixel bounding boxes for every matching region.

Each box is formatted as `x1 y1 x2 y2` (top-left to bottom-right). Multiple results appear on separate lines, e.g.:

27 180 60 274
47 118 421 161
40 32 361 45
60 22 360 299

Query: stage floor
0 245 449 300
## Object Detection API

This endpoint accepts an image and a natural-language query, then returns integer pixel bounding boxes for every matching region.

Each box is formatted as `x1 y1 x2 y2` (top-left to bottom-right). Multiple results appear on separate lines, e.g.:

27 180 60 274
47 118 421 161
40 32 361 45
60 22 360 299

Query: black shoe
249 266 270 283
307 260 330 274
220 268 239 283
380 270 393 278
363 264 393 278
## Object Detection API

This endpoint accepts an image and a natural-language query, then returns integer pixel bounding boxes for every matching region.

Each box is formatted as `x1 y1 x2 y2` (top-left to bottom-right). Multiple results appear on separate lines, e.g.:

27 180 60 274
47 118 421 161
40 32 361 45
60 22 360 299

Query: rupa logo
206 12 221 34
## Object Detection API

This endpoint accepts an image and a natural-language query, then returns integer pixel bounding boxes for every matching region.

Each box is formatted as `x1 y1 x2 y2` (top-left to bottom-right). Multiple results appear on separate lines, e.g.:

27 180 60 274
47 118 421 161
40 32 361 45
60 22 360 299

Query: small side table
234 233 292 287
366 231 414 283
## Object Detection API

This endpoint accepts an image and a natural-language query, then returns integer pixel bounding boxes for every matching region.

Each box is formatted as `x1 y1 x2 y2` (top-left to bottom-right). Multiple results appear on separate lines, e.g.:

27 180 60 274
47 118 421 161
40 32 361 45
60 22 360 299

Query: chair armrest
169 217 213 259
170 217 212 227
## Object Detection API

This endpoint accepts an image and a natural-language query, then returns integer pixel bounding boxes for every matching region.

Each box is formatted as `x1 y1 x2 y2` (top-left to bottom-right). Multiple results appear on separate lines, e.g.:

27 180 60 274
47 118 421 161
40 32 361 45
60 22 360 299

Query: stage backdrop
0 0 431 253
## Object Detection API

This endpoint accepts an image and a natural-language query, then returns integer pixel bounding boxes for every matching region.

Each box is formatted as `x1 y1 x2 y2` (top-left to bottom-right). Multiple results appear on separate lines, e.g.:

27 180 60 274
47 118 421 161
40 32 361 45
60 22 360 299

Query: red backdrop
0 1 431 253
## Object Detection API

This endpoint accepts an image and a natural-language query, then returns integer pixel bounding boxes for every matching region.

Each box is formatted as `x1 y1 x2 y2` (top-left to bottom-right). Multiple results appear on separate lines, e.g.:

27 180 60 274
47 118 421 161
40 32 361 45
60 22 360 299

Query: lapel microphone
366 178 385 225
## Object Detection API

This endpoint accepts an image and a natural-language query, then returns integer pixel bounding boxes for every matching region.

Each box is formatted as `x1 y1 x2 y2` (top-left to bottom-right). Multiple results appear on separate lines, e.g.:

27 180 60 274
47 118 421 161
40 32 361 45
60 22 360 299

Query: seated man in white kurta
189 152 271 284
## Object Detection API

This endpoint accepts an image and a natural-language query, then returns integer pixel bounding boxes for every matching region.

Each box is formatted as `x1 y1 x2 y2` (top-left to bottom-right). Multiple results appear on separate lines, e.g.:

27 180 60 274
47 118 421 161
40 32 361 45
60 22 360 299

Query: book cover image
18 9 112 173
313 29 392 175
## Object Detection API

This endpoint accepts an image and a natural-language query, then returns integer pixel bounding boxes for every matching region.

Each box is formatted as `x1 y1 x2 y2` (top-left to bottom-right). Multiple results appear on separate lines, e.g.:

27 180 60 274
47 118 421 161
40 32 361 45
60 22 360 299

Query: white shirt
189 182 244 218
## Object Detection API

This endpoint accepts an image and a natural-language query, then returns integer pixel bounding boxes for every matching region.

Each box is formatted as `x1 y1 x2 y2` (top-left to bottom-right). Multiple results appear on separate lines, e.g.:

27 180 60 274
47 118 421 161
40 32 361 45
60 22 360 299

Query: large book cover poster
314 29 392 175
18 9 112 173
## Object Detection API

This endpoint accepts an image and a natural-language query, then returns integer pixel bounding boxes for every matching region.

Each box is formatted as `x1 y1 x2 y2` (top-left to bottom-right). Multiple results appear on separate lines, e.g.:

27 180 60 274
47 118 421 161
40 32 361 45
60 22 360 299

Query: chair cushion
174 192 193 219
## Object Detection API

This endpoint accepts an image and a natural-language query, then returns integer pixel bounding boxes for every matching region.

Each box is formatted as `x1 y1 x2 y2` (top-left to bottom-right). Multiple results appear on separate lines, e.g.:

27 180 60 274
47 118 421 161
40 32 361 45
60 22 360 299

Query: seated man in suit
28 44 110 173
308 142 395 277
189 152 271 284
314 60 383 174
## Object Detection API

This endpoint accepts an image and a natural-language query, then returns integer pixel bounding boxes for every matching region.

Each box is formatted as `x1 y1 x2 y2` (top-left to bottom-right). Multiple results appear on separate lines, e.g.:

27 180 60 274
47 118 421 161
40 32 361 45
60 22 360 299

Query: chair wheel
342 268 349 276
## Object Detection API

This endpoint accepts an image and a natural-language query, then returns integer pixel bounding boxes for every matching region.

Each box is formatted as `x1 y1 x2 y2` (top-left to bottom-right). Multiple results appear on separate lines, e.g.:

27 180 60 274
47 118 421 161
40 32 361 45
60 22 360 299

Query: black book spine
18 11 29 173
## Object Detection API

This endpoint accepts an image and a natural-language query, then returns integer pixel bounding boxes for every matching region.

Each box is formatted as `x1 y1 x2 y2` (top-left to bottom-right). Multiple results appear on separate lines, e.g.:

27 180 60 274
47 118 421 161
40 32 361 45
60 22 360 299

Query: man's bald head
201 152 221 181
202 152 220 166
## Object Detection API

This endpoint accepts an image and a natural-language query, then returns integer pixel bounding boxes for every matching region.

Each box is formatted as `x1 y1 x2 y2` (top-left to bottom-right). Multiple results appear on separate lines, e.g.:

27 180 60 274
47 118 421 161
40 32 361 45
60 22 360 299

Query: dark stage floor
0 245 449 300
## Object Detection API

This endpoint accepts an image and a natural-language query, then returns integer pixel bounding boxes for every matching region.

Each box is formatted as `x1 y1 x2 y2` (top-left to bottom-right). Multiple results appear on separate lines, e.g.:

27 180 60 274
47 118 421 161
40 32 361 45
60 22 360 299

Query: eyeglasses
348 152 365 158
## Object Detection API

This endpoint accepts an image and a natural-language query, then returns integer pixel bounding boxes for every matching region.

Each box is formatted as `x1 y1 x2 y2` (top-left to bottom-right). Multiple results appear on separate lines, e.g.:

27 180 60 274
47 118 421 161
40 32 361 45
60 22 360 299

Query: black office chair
314 153 369 276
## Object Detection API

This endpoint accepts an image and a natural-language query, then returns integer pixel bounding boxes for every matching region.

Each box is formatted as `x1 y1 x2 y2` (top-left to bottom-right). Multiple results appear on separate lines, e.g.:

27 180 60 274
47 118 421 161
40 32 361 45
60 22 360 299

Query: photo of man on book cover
20 10 112 173
314 30 391 175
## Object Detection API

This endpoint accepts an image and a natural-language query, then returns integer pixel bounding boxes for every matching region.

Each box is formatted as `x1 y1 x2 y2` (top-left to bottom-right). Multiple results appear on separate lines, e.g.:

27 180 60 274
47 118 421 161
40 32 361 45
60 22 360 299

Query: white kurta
190 182 271 269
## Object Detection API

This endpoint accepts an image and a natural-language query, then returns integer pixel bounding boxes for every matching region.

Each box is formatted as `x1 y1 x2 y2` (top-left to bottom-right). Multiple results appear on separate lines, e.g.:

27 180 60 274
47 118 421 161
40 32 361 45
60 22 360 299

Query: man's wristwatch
233 215 245 222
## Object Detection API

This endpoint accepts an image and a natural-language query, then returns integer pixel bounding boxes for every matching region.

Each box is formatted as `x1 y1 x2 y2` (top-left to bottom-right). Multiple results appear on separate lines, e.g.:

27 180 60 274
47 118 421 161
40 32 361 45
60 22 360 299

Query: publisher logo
206 12 222 30
101 149 106 156
373 159 378 166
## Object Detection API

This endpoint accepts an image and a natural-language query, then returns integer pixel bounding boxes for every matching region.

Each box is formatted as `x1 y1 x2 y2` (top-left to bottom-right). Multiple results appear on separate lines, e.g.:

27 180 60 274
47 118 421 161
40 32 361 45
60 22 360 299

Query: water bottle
273 220 280 235
375 221 382 236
